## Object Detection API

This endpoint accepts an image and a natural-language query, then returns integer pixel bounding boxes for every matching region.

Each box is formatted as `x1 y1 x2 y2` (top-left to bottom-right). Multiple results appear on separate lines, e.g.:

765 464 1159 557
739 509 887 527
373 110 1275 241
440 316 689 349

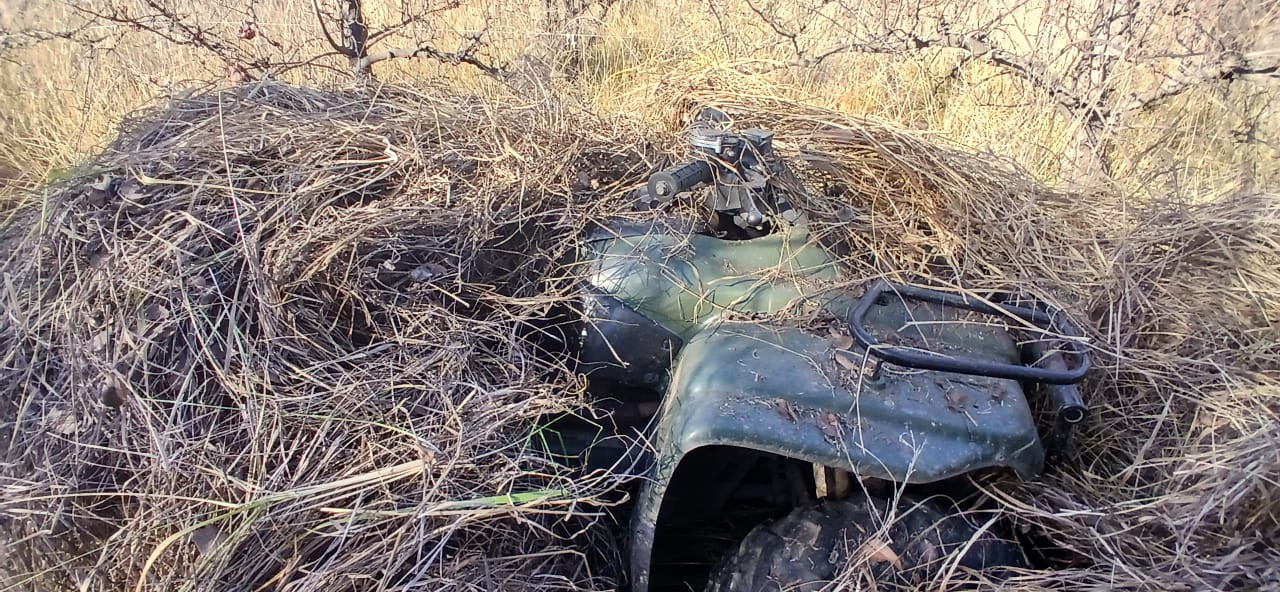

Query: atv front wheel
707 493 1027 592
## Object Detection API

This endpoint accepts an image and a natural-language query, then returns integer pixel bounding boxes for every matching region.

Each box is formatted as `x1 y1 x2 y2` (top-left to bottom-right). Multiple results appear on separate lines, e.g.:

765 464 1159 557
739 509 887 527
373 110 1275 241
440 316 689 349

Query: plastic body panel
626 310 1042 589
578 222 1045 592
584 226 839 340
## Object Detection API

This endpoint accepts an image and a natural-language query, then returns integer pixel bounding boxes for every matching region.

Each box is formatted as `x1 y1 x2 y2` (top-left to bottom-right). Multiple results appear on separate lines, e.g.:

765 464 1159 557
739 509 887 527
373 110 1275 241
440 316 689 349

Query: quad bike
545 113 1091 591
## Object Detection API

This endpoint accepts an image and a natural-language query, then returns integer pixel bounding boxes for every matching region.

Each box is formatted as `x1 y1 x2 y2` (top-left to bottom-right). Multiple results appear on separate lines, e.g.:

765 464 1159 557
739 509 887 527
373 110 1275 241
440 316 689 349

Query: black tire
707 493 1027 592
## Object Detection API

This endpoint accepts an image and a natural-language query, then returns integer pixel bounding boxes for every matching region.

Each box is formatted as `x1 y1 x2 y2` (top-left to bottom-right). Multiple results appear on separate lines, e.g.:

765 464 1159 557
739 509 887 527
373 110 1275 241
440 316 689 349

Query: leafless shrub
702 0 1280 185
1 0 623 84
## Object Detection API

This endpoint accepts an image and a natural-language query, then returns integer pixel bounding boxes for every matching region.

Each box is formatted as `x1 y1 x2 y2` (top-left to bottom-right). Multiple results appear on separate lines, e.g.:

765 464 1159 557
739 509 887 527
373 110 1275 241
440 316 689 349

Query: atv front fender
627 314 1043 591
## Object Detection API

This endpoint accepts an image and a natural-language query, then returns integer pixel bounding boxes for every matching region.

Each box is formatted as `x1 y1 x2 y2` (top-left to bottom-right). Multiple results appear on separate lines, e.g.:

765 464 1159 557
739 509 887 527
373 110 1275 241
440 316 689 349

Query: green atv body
564 120 1090 591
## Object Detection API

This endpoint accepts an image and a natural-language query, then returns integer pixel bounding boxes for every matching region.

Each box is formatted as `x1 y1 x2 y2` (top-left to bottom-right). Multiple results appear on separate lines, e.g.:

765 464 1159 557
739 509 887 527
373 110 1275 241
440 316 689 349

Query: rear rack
849 280 1091 385
850 279 1091 463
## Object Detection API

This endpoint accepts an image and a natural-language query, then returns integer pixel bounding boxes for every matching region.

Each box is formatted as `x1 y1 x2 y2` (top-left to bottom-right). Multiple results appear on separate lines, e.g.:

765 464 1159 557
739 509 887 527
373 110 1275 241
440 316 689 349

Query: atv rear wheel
706 493 1027 592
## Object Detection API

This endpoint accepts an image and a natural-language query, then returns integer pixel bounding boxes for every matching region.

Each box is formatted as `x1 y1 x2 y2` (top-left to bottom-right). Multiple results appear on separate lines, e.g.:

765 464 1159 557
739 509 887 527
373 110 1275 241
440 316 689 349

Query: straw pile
2 79 1277 591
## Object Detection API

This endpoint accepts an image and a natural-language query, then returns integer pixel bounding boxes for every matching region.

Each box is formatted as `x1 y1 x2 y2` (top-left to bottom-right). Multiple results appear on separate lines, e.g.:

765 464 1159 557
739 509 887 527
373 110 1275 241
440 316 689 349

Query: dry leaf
101 383 125 408
43 408 80 435
116 178 144 203
819 411 843 441
945 389 971 413
860 535 903 570
88 175 115 192
191 524 229 556
773 398 799 423
834 349 861 371
409 263 449 282
144 303 166 322
918 539 939 566
829 330 854 351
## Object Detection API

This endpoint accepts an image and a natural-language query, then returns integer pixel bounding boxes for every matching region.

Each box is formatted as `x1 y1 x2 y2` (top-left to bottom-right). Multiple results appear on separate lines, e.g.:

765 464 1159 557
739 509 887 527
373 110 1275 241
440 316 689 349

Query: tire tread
707 494 1025 592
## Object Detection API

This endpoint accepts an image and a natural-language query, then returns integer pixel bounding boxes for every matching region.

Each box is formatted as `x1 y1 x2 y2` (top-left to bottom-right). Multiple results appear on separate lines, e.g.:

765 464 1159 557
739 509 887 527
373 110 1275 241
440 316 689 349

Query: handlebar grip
647 161 712 199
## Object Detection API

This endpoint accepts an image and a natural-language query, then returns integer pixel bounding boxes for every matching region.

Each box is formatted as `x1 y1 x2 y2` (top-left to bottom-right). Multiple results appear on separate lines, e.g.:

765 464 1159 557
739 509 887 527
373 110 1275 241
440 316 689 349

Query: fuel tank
576 219 840 389
582 221 840 341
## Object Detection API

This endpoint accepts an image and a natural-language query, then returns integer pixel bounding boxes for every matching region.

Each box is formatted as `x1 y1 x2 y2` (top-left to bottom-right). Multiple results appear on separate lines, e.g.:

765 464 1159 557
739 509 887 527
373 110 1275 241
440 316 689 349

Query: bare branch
354 11 505 78
244 1 284 52
764 31 1110 127
366 0 463 47
0 21 113 55
266 51 353 78
936 33 1109 124
356 42 505 76
67 1 265 79
742 0 804 59
312 0 349 56
1116 52 1280 113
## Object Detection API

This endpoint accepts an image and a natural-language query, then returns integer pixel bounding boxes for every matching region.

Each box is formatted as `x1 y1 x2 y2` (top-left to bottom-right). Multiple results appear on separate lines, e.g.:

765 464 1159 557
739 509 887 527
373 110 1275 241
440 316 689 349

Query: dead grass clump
1 82 658 591
3 78 1278 591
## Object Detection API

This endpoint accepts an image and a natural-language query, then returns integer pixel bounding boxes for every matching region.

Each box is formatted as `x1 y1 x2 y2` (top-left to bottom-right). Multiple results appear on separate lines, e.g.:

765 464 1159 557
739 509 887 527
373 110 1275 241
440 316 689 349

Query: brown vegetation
1 0 1278 591
2 0 1277 196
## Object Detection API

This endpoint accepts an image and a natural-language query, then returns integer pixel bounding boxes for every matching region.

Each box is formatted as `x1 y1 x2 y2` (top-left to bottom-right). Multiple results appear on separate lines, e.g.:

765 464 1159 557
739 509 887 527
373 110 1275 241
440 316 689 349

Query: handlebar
647 161 712 200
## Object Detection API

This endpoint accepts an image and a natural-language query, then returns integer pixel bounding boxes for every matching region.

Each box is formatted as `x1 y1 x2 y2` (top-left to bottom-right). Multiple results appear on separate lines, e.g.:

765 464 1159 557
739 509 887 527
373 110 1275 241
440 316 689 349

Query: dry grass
2 1 1279 591
2 0 1276 198
1 82 658 591
2 74 1277 591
